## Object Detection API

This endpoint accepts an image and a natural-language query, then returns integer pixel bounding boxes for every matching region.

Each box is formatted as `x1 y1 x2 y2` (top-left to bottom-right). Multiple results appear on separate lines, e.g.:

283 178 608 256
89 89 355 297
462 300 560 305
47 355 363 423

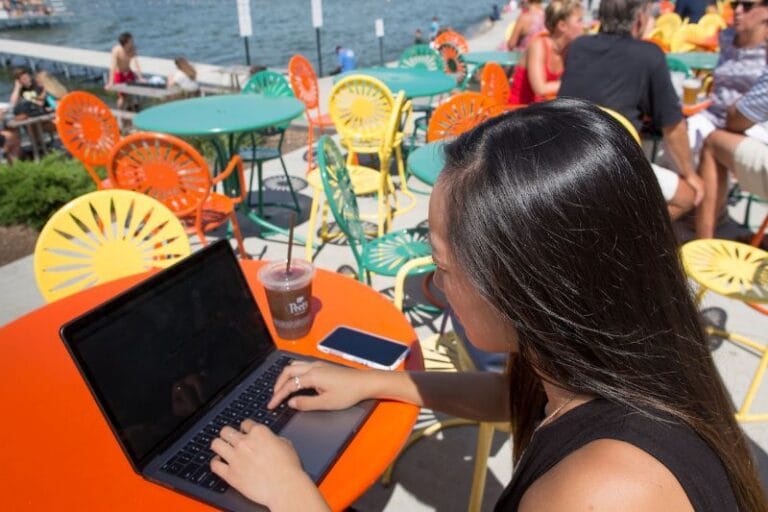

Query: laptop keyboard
160 355 316 493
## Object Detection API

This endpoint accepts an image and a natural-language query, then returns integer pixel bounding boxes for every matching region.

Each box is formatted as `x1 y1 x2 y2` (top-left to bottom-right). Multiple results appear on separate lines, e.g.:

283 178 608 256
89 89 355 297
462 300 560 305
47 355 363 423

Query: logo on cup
288 296 309 315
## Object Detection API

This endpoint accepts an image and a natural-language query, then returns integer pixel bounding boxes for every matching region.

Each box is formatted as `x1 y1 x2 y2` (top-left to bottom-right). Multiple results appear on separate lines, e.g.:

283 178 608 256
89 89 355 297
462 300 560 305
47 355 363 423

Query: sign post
375 18 385 66
311 0 323 76
236 0 253 65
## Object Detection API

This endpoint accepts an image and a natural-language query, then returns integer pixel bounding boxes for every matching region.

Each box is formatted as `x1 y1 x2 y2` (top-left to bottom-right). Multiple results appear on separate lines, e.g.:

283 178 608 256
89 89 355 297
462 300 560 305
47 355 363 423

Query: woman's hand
210 421 328 511
268 361 374 411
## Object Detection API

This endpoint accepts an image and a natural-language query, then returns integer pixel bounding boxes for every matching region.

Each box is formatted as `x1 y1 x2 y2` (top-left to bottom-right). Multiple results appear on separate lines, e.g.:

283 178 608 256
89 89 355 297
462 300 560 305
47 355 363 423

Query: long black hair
438 98 765 511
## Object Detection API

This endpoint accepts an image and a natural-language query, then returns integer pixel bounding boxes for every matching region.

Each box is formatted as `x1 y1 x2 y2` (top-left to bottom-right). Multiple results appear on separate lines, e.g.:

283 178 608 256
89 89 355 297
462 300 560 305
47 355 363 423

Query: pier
0 38 245 87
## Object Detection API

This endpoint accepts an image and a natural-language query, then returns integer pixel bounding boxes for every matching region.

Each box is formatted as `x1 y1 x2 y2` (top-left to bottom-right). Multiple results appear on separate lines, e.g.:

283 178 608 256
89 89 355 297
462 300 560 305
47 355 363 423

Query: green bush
0 152 96 230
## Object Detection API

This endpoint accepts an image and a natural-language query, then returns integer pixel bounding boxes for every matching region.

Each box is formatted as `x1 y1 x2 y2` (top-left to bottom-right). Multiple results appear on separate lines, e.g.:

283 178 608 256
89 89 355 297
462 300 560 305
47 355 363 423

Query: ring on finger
294 375 301 390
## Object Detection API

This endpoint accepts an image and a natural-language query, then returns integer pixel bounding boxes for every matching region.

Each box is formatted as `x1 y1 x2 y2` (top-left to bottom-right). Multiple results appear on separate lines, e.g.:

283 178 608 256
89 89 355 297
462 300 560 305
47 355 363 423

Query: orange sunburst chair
288 54 333 174
107 132 248 258
55 91 121 189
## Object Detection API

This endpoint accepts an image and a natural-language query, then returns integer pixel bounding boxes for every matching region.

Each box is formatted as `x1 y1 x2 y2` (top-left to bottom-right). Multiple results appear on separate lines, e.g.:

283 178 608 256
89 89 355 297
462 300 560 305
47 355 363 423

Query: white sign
237 0 253 38
375 18 384 38
311 0 323 28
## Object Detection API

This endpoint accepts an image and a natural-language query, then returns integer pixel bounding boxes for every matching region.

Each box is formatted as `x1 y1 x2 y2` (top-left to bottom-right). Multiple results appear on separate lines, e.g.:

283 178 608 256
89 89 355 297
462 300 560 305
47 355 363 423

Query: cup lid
258 259 314 290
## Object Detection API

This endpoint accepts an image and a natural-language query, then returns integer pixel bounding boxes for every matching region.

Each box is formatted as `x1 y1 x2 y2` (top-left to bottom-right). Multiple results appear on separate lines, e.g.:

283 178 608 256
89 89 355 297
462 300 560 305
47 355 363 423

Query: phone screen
317 326 410 369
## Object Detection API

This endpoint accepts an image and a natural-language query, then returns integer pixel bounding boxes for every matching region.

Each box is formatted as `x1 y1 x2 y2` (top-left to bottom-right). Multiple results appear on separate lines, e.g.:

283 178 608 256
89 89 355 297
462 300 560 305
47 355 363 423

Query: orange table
0 260 422 511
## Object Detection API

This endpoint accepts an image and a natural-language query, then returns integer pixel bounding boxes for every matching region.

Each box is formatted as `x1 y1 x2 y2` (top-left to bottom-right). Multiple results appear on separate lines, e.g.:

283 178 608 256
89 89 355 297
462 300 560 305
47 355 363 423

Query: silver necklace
535 392 577 432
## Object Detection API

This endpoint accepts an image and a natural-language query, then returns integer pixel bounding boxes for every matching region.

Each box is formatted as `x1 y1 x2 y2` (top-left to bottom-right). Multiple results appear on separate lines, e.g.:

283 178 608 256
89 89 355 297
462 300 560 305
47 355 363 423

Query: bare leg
2 129 20 164
695 130 743 238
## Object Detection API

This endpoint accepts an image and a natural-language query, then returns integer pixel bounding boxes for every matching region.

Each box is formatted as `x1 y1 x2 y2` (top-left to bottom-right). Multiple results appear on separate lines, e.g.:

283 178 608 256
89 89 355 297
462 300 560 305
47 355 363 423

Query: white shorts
733 137 768 199
651 163 680 201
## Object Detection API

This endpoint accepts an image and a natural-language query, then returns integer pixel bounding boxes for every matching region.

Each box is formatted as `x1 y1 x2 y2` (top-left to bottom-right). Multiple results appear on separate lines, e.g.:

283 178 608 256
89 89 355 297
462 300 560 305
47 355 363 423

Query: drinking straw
286 212 296 274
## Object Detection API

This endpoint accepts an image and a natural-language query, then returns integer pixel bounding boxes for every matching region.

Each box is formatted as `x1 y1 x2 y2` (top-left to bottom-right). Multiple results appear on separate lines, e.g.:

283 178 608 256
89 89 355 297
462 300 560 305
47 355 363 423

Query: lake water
1 0 495 97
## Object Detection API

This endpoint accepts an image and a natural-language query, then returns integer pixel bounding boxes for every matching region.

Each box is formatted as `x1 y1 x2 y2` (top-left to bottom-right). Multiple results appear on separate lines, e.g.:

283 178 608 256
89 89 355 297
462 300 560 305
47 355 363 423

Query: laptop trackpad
281 406 369 481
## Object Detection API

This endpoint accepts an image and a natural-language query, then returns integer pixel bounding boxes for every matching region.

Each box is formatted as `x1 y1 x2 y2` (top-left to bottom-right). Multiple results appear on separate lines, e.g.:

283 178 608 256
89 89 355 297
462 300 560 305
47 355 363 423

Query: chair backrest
288 54 321 110
669 23 705 52
316 136 367 265
329 75 395 145
600 107 641 145
242 70 294 97
434 30 469 53
698 13 726 33
33 189 190 302
655 12 683 40
398 44 444 71
438 43 468 87
107 132 213 217
427 92 496 142
480 62 510 105
55 91 121 181
383 91 409 154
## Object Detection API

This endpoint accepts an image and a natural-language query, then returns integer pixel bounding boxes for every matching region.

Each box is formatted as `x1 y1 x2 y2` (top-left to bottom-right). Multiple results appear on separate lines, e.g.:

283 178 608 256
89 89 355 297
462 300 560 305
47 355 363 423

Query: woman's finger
209 455 230 479
272 361 312 397
210 437 236 462
219 425 246 446
269 367 317 409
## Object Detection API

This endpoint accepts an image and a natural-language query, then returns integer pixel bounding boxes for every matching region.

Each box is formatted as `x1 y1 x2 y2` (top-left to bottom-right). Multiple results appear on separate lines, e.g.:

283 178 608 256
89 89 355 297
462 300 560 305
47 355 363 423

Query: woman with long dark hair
208 99 766 511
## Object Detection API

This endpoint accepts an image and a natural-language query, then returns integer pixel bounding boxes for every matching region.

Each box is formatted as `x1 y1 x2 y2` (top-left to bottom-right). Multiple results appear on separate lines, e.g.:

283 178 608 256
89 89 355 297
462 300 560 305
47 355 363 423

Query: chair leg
306 123 315 175
381 418 478 486
229 211 249 259
305 191 321 262
468 423 496 512
257 161 265 217
751 212 768 247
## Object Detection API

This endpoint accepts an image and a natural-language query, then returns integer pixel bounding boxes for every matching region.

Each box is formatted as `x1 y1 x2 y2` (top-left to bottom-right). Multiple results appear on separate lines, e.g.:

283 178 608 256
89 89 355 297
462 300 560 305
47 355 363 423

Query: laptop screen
61 241 275 468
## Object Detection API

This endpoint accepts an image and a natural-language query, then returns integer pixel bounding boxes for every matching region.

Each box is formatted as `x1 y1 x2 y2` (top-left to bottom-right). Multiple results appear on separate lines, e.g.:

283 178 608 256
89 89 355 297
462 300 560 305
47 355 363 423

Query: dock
0 38 246 88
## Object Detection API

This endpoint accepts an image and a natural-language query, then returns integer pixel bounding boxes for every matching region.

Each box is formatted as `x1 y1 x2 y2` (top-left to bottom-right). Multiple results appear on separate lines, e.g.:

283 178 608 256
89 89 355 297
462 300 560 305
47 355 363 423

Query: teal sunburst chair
239 70 301 214
316 135 432 285
399 44 447 148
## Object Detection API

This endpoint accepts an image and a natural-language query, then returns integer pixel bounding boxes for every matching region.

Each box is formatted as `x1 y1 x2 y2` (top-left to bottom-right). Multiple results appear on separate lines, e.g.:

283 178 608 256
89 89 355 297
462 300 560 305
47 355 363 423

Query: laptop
60 240 376 511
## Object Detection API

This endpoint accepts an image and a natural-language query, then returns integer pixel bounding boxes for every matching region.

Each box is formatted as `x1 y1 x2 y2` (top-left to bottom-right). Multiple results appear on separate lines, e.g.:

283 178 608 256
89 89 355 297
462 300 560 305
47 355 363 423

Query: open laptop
60 240 376 511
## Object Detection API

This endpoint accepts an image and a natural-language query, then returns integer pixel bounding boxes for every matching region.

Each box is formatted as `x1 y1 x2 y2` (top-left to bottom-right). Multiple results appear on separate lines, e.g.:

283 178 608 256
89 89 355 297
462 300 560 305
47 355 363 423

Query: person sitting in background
506 0 546 50
107 32 144 109
696 66 768 240
0 107 21 164
9 67 48 118
414 28 426 44
508 0 584 104
331 46 357 75
167 57 199 93
559 0 704 220
35 70 68 109
677 0 768 166
430 16 440 40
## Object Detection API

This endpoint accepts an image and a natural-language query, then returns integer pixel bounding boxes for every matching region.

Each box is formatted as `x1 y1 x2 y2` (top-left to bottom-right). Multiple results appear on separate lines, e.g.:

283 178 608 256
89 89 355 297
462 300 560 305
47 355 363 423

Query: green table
666 52 719 71
408 141 446 187
337 67 455 98
134 94 306 239
463 51 521 67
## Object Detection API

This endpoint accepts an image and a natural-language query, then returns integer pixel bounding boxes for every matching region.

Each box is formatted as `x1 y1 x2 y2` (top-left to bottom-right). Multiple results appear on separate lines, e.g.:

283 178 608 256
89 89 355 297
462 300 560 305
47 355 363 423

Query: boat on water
0 0 71 29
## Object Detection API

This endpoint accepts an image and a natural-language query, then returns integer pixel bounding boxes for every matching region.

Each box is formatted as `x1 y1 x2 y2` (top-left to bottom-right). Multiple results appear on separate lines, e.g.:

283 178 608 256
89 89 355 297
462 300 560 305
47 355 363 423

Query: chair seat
307 165 380 195
239 146 281 162
180 192 235 233
362 228 431 277
681 240 768 303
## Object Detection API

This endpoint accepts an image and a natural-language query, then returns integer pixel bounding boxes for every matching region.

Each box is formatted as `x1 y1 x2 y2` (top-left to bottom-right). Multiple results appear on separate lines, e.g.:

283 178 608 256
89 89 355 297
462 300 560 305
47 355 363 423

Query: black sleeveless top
494 399 739 511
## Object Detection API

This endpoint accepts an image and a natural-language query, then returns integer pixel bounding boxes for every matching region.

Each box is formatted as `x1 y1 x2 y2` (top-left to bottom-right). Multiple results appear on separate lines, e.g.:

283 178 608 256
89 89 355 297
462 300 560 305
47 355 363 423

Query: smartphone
317 326 411 371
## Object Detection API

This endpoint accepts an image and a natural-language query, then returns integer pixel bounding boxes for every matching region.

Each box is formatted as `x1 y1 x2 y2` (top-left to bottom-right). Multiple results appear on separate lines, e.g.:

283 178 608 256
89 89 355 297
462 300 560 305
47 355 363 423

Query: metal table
134 94 306 239
337 67 455 98
666 52 719 71
463 51 521 67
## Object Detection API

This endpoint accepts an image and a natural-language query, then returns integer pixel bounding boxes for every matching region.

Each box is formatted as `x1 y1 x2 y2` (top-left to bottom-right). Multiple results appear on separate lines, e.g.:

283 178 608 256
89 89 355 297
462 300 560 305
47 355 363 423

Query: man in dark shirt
674 0 716 23
559 0 704 220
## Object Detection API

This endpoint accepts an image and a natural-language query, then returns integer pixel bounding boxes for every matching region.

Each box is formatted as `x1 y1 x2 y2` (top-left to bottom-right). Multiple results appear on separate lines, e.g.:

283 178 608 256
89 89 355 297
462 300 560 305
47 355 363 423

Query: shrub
0 152 96 230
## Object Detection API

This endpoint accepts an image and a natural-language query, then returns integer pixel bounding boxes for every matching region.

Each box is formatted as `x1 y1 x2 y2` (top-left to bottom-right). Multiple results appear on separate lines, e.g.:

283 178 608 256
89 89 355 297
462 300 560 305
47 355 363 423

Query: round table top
133 94 306 137
666 52 719 71
0 260 422 511
338 67 455 98
463 51 521 67
408 140 446 187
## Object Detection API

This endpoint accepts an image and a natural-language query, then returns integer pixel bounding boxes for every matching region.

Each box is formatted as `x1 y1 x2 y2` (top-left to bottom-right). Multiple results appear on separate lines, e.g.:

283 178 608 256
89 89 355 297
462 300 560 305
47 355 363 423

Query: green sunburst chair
399 44 447 148
316 135 432 285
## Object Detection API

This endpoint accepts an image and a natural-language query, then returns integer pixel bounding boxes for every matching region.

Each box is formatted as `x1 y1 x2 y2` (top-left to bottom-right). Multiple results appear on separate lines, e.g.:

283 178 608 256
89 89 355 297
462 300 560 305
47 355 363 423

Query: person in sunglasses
673 0 768 170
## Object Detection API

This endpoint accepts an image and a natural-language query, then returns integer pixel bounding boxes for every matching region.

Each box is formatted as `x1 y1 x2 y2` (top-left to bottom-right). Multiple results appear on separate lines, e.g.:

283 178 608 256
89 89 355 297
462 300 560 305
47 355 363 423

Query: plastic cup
258 260 315 340
682 77 702 106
